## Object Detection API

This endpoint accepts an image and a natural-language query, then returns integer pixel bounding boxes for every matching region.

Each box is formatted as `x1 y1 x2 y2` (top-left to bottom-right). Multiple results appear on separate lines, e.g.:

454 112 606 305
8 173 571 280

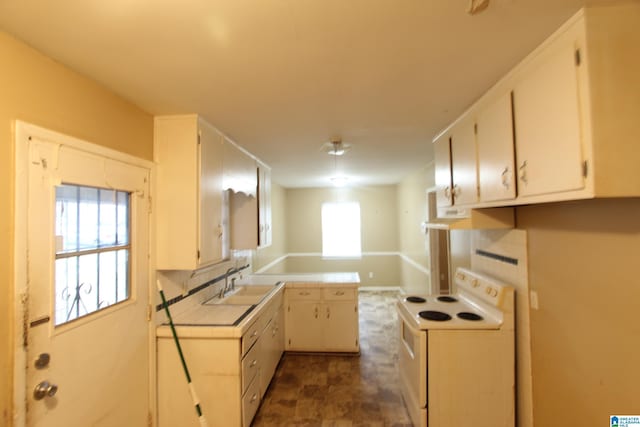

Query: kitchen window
321 201 361 258
54 184 131 325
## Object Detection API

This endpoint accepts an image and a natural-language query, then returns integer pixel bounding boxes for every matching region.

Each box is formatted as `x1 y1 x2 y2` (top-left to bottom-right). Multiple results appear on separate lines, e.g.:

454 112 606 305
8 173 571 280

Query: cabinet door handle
250 359 258 368
327 307 330 319
519 160 528 184
250 393 258 403
501 167 510 189
299 291 310 296
444 186 451 200
251 330 258 338
334 291 345 296
452 184 461 198
314 306 318 319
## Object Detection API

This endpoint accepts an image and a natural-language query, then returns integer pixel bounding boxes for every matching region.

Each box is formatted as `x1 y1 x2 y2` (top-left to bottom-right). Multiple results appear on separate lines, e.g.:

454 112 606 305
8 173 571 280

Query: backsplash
470 228 533 427
155 251 252 324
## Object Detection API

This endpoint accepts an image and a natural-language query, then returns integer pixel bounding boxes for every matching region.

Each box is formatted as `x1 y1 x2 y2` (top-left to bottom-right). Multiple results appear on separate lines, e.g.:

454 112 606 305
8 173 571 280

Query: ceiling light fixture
467 0 490 15
326 138 350 186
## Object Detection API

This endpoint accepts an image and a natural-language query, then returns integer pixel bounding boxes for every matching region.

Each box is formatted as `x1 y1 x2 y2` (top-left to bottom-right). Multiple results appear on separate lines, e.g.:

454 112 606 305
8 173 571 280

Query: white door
20 125 151 427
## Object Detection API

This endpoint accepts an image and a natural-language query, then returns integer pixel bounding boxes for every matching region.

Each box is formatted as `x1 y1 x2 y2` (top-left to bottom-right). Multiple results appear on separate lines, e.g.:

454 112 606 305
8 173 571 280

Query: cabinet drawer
323 287 356 301
242 319 261 356
286 288 321 301
241 339 260 394
242 375 261 427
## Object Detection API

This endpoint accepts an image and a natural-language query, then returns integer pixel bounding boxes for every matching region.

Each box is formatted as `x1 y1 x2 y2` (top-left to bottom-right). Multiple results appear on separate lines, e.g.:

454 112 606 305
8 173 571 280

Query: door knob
33 381 58 400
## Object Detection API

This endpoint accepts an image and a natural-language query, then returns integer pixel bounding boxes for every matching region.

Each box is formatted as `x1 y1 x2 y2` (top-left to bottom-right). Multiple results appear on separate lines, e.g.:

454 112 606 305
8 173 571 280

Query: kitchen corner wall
0 31 153 425
397 164 435 293
517 198 640 426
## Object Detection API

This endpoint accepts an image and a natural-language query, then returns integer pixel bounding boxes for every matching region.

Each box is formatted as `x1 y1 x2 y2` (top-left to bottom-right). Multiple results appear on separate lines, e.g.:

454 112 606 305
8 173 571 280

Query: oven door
397 306 427 427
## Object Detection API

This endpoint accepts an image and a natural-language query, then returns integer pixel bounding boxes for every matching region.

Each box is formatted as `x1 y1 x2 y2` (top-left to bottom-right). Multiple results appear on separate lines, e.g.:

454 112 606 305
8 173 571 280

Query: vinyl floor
252 290 412 427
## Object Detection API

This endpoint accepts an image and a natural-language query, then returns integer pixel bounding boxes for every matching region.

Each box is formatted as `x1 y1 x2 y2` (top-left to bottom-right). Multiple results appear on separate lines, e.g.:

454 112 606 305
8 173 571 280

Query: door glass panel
54 184 131 325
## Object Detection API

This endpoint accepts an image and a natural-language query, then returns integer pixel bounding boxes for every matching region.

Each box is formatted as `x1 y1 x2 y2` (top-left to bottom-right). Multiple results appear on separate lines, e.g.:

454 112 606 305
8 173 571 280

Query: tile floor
252 290 412 427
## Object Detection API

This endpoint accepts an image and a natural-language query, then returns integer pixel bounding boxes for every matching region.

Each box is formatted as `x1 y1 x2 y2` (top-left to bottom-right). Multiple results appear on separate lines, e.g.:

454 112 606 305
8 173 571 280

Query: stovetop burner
437 296 458 303
457 312 483 321
406 296 427 303
418 310 452 321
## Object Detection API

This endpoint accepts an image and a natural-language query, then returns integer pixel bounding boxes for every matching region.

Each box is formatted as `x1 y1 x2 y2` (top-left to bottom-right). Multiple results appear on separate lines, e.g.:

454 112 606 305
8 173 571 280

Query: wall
281 185 400 287
0 31 153 424
396 164 433 293
517 198 640 426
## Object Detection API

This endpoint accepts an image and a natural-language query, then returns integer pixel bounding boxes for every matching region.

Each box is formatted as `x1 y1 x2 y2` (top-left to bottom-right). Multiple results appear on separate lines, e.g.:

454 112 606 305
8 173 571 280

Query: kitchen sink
204 284 277 306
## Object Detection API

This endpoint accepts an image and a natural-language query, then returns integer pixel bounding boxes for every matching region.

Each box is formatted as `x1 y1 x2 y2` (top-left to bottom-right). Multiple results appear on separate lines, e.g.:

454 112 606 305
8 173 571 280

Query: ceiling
0 0 617 188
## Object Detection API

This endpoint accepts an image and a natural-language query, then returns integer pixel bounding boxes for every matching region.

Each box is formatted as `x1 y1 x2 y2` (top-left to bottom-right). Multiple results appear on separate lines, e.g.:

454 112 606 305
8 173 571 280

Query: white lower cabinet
157 288 284 427
285 286 359 353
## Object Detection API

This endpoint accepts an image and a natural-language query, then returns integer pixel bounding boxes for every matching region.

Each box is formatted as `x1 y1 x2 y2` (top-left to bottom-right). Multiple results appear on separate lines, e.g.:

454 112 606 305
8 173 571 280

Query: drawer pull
299 291 310 296
334 291 345 296
251 330 258 338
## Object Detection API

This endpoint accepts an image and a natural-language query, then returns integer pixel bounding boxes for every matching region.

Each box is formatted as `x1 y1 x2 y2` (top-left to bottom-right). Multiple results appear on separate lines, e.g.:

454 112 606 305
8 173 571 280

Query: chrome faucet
222 267 236 296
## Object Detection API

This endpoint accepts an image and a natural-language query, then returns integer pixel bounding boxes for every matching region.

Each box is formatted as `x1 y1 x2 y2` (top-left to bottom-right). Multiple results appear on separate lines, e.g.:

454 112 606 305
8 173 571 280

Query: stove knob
456 271 465 280
471 279 479 288
491 288 499 298
485 286 493 295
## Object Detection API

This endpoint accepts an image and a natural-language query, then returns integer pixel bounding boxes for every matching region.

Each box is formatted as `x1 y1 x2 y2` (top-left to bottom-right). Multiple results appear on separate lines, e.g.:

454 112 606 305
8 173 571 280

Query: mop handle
156 280 209 427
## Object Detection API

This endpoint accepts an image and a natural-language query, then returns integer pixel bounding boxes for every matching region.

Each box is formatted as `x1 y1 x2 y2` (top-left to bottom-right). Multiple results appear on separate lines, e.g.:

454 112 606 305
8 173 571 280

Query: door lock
33 381 58 400
34 353 50 369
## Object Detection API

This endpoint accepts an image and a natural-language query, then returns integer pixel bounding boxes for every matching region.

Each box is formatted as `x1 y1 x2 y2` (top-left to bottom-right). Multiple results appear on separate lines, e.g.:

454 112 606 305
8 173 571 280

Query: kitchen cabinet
285 286 359 353
257 162 272 248
155 115 225 270
433 118 478 209
512 26 585 198
157 287 284 427
223 138 257 197
433 4 640 207
476 92 516 203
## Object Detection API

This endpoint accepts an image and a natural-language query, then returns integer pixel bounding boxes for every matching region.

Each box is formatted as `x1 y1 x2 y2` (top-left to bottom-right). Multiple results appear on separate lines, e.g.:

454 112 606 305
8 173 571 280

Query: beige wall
517 198 640 426
276 185 400 285
253 182 287 271
0 31 153 424
285 185 399 253
396 164 434 292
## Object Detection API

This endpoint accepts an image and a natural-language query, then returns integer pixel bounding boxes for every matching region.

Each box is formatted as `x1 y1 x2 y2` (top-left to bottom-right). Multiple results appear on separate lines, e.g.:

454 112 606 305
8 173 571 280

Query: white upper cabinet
433 132 453 208
155 115 225 270
257 162 272 248
223 138 258 197
476 92 516 203
434 118 478 209
433 3 640 208
512 28 585 198
450 119 478 206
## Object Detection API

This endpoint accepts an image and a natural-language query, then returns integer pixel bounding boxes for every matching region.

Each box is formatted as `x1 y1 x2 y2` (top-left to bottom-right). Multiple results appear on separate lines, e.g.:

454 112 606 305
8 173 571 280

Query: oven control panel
454 268 511 308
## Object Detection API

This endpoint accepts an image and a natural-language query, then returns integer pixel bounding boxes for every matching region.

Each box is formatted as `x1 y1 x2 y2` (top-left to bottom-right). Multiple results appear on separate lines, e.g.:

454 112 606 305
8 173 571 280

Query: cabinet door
450 119 478 205
433 133 453 207
477 93 517 202
198 123 224 266
323 301 359 352
286 301 322 350
513 39 585 197
257 164 272 248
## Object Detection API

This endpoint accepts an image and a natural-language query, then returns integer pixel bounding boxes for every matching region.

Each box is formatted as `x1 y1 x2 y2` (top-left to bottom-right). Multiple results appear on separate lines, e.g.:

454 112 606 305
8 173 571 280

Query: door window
54 184 131 325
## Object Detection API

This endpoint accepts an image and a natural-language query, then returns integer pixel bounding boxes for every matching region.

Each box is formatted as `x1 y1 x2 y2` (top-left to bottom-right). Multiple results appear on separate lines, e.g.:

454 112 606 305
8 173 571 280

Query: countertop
156 272 360 339
239 272 360 286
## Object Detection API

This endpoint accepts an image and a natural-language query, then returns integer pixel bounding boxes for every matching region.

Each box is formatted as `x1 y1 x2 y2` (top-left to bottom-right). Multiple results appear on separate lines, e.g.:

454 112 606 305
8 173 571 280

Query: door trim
13 121 154 426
